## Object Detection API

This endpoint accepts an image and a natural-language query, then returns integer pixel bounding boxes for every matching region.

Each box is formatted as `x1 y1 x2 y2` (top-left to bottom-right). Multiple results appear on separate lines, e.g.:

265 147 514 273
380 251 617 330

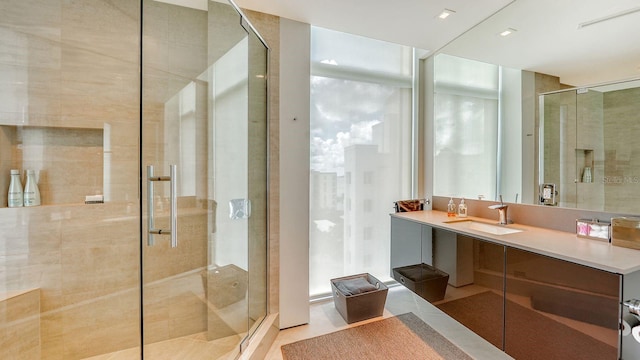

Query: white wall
521 71 536 204
279 18 311 329
500 67 523 203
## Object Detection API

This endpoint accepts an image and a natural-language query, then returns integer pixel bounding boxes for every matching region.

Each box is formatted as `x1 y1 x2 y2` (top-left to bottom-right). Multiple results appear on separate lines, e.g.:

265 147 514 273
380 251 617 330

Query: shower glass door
540 90 578 208
141 0 268 358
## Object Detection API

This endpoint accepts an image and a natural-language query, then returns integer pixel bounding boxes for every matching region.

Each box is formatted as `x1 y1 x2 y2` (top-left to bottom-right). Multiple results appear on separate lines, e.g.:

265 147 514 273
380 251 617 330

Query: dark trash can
393 263 449 302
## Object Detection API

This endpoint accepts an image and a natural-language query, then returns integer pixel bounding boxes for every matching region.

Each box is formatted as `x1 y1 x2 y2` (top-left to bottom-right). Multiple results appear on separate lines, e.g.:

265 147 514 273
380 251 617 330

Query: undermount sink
444 219 523 235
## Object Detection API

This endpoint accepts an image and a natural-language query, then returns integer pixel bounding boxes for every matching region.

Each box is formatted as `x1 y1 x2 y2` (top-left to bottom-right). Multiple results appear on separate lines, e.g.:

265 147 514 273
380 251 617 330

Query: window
363 171 373 185
363 199 372 212
309 27 414 296
363 226 373 241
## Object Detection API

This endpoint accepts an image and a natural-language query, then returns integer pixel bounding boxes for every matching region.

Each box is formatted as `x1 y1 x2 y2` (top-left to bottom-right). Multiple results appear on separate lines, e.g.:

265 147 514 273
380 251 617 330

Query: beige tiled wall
0 0 142 358
0 289 41 359
603 87 640 213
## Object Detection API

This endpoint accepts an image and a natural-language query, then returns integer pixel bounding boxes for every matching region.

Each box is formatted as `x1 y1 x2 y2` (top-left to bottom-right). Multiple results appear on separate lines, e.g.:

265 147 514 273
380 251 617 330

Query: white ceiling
234 0 640 86
233 0 513 56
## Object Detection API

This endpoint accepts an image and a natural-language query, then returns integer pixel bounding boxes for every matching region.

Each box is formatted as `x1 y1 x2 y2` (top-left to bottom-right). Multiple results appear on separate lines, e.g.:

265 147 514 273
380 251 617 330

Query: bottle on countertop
23 169 41 207
457 198 467 217
447 198 457 217
8 169 24 207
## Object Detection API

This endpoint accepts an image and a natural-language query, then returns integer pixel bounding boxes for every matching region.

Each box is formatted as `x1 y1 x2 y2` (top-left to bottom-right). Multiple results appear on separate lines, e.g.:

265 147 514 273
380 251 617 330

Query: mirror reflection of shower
539 79 640 213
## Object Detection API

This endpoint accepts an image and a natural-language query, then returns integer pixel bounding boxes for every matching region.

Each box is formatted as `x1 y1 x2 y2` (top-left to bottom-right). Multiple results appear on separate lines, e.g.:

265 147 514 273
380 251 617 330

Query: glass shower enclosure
0 0 268 358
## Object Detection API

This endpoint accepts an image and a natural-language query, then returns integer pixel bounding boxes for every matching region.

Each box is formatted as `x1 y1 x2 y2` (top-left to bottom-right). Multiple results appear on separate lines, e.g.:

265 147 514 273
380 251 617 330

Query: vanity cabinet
390 216 433 271
391 218 506 349
503 247 620 360
390 215 629 360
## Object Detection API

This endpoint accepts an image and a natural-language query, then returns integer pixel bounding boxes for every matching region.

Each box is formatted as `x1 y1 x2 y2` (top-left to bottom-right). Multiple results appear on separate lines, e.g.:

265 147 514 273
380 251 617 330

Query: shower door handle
147 165 178 248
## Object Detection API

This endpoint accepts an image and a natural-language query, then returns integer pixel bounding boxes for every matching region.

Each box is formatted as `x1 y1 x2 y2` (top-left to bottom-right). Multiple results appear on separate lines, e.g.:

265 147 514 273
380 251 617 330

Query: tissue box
576 219 610 242
331 273 388 324
612 217 640 250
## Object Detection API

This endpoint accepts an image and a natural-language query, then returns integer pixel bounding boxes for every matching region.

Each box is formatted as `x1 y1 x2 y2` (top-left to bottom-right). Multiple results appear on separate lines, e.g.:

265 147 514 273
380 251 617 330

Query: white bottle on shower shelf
23 169 41 207
582 167 592 183
8 169 24 207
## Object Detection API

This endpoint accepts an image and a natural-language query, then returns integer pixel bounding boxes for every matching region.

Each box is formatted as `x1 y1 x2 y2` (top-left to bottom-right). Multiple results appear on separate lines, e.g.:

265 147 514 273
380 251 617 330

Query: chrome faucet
488 195 509 225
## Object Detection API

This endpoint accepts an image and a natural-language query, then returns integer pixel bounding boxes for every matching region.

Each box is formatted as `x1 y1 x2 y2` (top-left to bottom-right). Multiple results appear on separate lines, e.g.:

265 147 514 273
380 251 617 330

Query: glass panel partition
245 18 269 342
142 0 268 358
0 0 268 358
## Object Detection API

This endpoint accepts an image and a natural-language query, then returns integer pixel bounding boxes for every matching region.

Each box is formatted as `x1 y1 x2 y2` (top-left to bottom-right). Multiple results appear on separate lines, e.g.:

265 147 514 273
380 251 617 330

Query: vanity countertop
391 210 640 275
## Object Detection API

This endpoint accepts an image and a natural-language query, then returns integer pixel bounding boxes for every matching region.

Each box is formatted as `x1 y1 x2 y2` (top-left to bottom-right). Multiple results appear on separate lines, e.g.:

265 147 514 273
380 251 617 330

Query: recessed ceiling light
499 28 517 37
437 9 455 19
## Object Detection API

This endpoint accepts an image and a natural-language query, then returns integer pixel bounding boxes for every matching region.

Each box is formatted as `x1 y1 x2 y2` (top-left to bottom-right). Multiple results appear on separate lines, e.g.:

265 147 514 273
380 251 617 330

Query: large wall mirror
432 0 640 215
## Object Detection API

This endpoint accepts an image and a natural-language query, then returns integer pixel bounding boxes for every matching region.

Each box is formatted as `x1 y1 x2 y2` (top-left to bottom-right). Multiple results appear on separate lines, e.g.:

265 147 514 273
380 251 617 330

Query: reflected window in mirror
432 54 523 202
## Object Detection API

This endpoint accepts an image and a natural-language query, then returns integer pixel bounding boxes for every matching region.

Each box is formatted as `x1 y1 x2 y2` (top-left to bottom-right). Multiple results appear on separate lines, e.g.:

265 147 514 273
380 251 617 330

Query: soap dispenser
458 198 467 217
447 198 456 217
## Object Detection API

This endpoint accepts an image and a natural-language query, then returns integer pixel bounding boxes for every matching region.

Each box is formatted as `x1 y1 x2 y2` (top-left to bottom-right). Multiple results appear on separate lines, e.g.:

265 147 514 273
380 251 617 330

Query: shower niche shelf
0 125 105 208
576 148 594 183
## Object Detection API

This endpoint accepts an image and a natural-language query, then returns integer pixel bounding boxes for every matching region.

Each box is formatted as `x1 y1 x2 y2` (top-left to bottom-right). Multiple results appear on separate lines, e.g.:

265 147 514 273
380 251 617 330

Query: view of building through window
309 27 414 296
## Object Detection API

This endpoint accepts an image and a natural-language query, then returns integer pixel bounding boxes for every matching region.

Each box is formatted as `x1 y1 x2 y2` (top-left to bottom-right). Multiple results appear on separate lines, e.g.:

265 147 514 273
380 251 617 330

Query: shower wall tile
208 1 246 63
576 90 605 209
143 269 207 344
0 289 41 359
168 6 208 47
144 3 169 42
604 87 640 213
0 0 62 28
143 210 208 283
61 0 139 64
60 245 138 306
40 311 63 360
0 126 16 206
0 0 141 358
59 288 139 358
143 35 171 73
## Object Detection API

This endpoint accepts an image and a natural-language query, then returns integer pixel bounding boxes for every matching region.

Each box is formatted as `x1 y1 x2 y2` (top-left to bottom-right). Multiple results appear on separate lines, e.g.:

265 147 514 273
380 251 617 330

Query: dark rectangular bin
393 263 449 302
330 273 388 324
